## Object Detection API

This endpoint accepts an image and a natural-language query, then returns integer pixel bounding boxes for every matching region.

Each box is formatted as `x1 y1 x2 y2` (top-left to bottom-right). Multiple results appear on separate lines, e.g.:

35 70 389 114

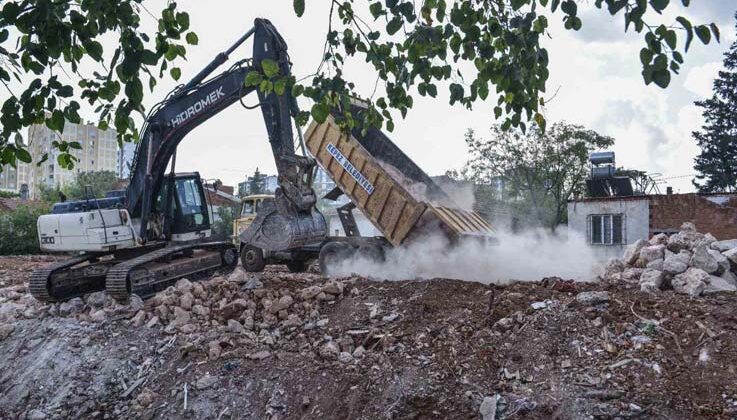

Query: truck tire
286 260 307 273
358 244 385 263
241 245 266 272
319 242 354 276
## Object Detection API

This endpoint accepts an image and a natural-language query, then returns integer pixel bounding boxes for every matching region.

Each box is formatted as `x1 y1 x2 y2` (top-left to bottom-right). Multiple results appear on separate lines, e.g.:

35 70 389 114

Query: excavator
30 18 327 303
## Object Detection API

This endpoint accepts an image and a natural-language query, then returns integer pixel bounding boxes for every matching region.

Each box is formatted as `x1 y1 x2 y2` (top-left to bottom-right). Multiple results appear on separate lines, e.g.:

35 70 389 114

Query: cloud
684 62 722 98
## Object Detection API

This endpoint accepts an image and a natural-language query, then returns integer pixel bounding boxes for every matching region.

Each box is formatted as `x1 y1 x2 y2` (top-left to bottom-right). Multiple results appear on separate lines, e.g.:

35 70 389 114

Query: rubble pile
1 255 737 418
602 222 737 297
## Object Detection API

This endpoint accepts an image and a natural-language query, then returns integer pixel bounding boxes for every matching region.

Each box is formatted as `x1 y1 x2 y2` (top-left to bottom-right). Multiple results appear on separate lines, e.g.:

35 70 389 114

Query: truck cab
233 194 274 245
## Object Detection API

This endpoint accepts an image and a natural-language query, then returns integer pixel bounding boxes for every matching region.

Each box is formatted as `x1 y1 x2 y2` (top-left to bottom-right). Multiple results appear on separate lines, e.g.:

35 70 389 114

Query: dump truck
238 102 496 274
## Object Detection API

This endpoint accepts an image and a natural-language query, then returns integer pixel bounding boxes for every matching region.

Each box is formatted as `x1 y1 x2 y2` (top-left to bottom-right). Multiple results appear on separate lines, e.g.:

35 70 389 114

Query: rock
146 316 160 328
179 292 194 311
639 245 665 264
663 254 689 275
175 278 193 293
59 297 84 316
179 323 196 334
169 307 191 328
227 268 245 283
136 389 156 407
690 244 719 274
704 275 737 294
353 345 366 358
243 276 263 290
130 310 147 327
711 239 737 252
247 350 271 360
639 269 664 294
479 395 499 420
530 301 548 310
191 304 209 317
322 280 344 295
603 259 624 281
646 259 664 271
707 249 730 275
0 324 14 339
672 268 709 297
27 409 47 420
227 319 245 334
575 291 609 305
623 239 648 265
191 282 206 299
86 291 107 308
493 317 514 331
299 286 322 301
208 341 222 359
667 233 689 253
217 299 249 320
319 341 340 360
282 313 302 328
723 248 737 272
621 268 643 282
0 302 25 320
702 233 718 245
382 313 399 322
680 221 697 232
721 269 737 285
269 295 294 314
195 374 218 390
338 352 354 364
649 233 668 245
126 295 144 313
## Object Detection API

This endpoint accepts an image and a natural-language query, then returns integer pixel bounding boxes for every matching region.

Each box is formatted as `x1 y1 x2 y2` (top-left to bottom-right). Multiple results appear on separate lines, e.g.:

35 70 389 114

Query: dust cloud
327 229 601 284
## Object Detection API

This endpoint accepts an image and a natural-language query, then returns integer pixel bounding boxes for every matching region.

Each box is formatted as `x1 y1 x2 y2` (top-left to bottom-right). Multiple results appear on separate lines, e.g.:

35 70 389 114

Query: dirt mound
1 257 737 419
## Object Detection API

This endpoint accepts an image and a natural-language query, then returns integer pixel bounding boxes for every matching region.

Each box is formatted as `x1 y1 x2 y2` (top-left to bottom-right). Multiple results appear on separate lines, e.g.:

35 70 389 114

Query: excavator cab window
170 175 210 235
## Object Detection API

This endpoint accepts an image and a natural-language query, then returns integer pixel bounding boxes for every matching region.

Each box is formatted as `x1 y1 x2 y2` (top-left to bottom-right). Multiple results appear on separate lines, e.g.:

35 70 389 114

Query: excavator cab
155 172 212 242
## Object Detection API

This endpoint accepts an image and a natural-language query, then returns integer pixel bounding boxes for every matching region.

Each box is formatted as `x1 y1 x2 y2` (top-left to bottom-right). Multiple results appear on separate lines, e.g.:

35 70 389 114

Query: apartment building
25 122 118 198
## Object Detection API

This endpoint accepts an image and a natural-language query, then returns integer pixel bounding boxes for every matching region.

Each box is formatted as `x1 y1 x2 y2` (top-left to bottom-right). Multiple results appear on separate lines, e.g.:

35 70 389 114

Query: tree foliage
0 0 196 170
463 122 614 230
0 0 721 174
692 13 737 193
0 202 46 255
284 0 719 134
61 170 118 200
211 204 237 241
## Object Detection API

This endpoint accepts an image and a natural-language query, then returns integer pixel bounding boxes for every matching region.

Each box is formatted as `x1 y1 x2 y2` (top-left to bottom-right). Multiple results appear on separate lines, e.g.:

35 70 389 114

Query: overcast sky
6 1 736 192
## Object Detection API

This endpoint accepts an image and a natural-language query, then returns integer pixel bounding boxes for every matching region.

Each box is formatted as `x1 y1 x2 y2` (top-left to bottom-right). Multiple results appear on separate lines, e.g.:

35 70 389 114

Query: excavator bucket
239 193 327 251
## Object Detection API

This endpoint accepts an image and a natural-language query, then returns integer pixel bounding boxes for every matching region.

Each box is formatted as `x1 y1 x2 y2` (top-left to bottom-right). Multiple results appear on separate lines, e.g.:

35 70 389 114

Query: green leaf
695 25 711 44
68 141 82 150
85 41 103 61
244 71 262 87
369 2 383 19
639 48 653 65
170 67 181 81
386 18 403 35
676 16 694 51
186 32 199 45
311 103 330 123
293 0 305 17
652 70 671 88
261 58 279 78
710 23 720 43
15 147 31 164
291 84 305 97
649 0 669 13
50 110 65 132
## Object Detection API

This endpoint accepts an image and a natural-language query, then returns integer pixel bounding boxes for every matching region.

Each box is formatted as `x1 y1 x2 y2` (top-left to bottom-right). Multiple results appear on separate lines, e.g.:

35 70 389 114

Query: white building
117 140 136 179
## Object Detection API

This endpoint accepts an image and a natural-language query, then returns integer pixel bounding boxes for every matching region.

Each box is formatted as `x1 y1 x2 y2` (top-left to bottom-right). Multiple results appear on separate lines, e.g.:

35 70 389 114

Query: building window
589 214 624 245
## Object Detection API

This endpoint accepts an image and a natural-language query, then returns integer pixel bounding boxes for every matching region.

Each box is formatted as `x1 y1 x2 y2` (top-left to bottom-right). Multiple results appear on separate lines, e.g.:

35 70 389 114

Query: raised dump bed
304 114 494 248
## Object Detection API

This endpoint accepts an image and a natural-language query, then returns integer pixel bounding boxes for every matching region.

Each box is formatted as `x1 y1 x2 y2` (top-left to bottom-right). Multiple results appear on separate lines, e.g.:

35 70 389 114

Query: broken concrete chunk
646 258 664 271
704 275 737 294
195 374 218 390
59 297 84 316
672 268 709 297
723 248 737 272
639 245 665 264
707 249 730 275
479 395 499 420
639 269 664 294
667 233 689 253
576 291 609 305
649 233 668 245
711 239 737 253
690 244 719 274
623 239 648 265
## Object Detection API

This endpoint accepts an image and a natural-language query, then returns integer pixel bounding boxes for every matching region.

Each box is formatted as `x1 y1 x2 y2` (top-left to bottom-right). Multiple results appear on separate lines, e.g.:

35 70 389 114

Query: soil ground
1 255 736 419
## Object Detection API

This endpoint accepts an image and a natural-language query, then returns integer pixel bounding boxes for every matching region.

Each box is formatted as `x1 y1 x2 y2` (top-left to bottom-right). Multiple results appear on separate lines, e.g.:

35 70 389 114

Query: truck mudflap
239 192 327 251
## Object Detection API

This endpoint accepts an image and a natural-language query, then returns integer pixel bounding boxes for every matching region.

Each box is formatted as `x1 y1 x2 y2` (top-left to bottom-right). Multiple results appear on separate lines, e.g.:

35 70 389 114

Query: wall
567 198 650 262
649 193 737 239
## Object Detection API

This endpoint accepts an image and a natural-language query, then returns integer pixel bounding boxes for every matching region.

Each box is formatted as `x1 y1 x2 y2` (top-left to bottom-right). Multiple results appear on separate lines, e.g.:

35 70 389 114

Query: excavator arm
126 18 324 249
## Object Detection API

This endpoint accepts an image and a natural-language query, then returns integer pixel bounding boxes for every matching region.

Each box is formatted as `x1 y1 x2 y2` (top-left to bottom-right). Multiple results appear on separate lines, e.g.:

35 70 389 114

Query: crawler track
106 241 238 301
29 254 113 303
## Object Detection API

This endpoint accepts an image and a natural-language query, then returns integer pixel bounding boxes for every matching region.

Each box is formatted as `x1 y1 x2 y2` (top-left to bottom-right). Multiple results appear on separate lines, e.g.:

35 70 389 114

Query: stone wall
649 194 737 240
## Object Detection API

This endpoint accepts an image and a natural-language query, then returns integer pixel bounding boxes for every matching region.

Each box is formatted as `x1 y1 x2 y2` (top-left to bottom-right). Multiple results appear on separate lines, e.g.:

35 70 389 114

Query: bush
211 205 237 241
0 203 48 255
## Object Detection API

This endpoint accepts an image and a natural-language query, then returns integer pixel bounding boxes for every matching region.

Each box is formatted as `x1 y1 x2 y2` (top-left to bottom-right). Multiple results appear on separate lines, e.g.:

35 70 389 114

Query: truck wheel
358 244 385 263
319 242 354 276
286 260 307 273
241 245 266 272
